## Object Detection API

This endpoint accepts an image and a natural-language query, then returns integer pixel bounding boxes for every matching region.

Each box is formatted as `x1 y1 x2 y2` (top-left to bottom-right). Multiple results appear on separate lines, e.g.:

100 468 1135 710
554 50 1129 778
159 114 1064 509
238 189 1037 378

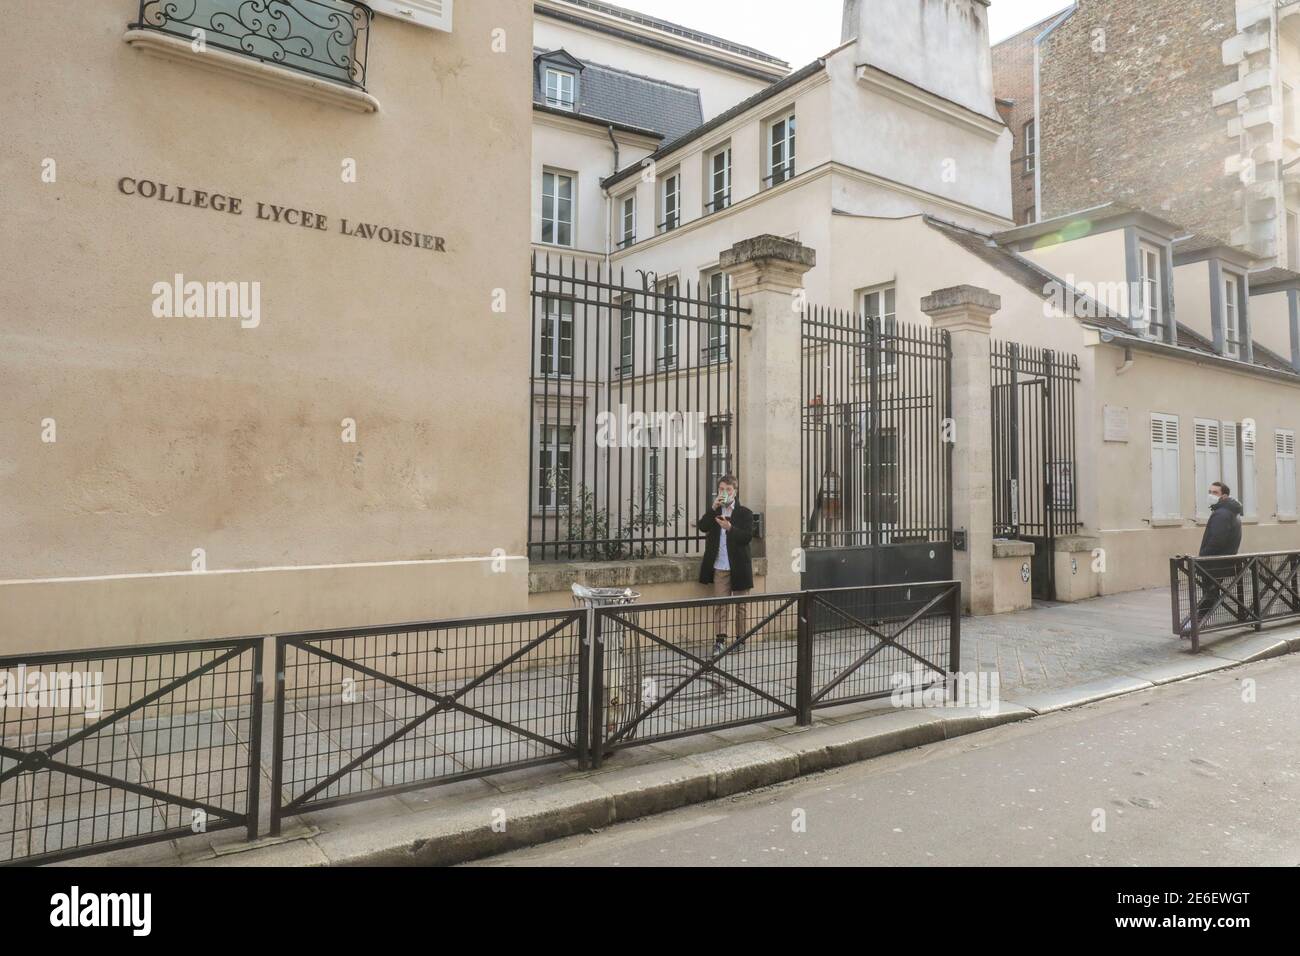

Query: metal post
269 637 286 837
1250 557 1262 631
246 638 265 842
591 611 606 769
1169 557 1184 636
1188 560 1201 653
948 583 962 703
796 591 814 725
575 611 591 769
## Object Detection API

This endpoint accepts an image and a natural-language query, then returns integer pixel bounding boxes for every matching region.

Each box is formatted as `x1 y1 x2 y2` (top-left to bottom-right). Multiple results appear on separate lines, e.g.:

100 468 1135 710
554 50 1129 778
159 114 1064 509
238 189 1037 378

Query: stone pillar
720 235 816 595
921 285 1001 615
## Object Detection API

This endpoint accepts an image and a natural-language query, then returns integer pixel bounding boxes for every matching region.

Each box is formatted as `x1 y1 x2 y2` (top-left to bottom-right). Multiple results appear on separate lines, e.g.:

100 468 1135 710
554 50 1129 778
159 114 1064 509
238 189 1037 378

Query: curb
199 624 1300 868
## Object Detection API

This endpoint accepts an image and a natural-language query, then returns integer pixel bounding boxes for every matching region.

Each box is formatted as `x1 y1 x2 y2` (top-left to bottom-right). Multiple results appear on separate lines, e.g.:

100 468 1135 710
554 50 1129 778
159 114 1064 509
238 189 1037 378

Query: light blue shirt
714 504 734 571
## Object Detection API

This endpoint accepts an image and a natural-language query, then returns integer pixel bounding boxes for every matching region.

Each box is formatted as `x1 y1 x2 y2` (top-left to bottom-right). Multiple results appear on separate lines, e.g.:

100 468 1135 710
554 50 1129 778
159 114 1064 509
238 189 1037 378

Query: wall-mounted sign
1104 404 1130 443
117 176 447 253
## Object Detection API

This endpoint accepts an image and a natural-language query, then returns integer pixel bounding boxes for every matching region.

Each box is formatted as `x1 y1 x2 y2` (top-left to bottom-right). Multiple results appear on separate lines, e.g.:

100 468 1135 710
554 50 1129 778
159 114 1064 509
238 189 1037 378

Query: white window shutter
370 0 453 32
1220 421 1239 508
1151 414 1181 519
1242 428 1257 517
1277 430 1298 516
1193 419 1220 518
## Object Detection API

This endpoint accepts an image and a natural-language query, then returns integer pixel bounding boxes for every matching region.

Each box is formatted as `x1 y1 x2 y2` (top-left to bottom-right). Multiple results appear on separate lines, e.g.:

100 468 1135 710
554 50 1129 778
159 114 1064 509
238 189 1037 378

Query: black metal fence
1171 551 1300 651
270 610 587 832
4 581 961 864
591 581 961 764
800 304 953 588
529 254 750 562
132 0 373 90
0 637 263 867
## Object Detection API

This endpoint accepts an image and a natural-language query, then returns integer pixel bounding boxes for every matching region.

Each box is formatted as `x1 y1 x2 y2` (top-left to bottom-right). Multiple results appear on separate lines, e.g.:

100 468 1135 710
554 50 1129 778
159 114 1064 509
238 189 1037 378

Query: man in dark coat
1183 481 1244 637
698 475 755 656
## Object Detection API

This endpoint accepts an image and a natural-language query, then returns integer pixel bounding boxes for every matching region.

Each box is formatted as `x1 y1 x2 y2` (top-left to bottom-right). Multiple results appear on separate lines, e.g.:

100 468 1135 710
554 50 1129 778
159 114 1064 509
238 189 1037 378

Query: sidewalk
61 587 1300 868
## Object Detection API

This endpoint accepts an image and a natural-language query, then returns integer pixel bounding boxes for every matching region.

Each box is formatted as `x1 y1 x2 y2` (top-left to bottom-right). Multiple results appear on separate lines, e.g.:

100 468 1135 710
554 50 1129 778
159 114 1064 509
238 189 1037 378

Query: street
474 654 1300 866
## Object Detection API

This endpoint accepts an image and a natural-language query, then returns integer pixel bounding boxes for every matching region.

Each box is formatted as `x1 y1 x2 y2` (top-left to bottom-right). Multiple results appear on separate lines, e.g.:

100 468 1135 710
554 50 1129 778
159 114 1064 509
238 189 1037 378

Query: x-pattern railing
1171 551 1300 651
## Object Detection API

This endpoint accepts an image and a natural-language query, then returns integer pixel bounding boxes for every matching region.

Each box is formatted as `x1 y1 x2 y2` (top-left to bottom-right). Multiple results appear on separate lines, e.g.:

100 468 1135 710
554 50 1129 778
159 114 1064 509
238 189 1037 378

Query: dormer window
545 68 576 111
1223 273 1242 359
1137 242 1163 335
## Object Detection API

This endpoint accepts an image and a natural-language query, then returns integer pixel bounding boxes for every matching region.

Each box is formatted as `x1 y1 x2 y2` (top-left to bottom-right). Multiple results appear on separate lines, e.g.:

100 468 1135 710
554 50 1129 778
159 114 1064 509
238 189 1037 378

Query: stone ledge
719 234 816 269
1052 534 1100 554
992 538 1035 558
529 555 769 594
920 284 1002 314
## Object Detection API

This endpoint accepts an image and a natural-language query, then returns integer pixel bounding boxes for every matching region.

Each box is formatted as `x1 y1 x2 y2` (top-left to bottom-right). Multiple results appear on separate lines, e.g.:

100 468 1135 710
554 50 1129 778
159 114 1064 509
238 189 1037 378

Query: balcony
129 0 375 109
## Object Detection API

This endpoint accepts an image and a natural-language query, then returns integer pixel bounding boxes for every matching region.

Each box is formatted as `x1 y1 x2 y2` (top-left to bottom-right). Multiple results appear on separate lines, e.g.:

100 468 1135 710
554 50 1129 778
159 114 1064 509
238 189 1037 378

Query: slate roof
920 216 1299 379
534 49 704 142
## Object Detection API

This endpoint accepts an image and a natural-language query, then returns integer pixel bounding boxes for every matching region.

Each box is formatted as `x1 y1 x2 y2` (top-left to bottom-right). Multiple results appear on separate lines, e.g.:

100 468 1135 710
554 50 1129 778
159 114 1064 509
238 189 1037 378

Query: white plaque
1104 405 1130 443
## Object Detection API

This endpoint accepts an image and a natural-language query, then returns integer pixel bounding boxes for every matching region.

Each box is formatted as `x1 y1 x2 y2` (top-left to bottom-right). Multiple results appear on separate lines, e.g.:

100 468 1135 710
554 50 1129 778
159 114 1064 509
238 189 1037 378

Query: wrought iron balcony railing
133 0 373 90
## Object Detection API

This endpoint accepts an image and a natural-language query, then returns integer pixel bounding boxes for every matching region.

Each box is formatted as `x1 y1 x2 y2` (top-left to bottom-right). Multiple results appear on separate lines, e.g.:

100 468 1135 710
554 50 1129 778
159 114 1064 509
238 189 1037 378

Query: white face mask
1208 493 1222 506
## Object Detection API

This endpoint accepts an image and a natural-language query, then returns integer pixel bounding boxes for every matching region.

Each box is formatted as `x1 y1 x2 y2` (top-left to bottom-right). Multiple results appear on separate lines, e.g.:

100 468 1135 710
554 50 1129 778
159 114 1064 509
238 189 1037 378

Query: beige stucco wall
1174 260 1213 342
1250 287 1296 360
0 0 535 650
1086 341 1300 593
1018 229 1131 315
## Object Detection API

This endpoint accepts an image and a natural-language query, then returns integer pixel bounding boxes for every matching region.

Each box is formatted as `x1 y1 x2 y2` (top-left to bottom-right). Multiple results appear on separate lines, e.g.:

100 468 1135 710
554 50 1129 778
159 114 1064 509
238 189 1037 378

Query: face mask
1208 493 1221 507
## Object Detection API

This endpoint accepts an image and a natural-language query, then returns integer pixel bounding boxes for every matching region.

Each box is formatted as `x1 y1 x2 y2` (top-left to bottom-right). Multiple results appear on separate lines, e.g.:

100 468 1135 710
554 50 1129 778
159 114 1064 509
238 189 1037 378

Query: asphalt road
473 655 1300 866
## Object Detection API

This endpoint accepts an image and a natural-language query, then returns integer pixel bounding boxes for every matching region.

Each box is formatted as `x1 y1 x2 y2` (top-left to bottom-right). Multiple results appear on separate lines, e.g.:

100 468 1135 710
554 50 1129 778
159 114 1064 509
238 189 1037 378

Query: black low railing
4 581 960 864
0 637 263 866
132 0 373 90
1171 551 1300 651
591 581 962 764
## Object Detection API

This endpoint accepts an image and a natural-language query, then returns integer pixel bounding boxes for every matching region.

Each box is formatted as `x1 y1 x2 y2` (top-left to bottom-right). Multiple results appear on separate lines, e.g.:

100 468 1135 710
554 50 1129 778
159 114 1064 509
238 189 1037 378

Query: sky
605 0 1073 68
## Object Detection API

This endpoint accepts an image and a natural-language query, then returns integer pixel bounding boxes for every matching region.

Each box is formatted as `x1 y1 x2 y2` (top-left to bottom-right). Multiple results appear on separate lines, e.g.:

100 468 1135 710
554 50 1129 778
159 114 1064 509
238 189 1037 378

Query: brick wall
992 17 1048 225
1037 0 1240 239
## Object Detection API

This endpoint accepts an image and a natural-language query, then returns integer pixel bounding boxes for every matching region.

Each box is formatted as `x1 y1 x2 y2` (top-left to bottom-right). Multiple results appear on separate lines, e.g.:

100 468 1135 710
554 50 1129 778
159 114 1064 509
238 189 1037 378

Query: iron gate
800 305 953 595
991 341 1081 600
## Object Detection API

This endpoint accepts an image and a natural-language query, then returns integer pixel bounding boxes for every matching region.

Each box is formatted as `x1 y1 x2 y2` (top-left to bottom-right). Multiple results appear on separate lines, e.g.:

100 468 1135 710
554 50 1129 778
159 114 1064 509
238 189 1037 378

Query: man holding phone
697 475 755 657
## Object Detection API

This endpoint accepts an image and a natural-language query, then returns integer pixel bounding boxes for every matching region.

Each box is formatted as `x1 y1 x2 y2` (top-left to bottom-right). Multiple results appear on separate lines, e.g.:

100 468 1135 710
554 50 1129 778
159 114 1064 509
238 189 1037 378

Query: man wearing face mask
1182 481 1244 638
698 475 755 657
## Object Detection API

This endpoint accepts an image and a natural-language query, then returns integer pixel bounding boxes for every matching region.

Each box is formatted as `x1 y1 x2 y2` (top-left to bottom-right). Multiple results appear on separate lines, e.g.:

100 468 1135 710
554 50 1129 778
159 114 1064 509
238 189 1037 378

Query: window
1150 413 1181 519
618 298 634 377
544 68 575 111
643 441 663 520
1194 419 1222 519
659 171 681 233
618 193 635 249
706 145 731 214
862 285 897 372
704 271 731 362
1023 119 1037 174
540 297 573 376
371 0 453 33
1277 429 1297 517
1223 273 1241 359
541 170 574 247
1137 243 1163 334
766 112 796 187
536 424 573 510
707 416 732 495
658 279 678 370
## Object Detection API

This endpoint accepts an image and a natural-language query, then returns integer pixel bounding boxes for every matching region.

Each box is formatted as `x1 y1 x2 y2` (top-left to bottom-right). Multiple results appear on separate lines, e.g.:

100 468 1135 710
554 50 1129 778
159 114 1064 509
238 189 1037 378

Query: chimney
841 0 997 119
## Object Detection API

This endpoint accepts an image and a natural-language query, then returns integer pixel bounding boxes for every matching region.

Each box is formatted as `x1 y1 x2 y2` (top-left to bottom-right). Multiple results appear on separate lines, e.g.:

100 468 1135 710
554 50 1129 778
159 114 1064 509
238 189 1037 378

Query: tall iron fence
0 637 263 866
529 254 750 562
800 304 953 588
1171 551 1300 651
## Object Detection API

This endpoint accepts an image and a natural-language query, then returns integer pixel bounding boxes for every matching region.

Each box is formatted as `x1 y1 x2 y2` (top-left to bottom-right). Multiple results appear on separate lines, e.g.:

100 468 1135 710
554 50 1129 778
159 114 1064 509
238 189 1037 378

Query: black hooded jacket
1199 497 1243 557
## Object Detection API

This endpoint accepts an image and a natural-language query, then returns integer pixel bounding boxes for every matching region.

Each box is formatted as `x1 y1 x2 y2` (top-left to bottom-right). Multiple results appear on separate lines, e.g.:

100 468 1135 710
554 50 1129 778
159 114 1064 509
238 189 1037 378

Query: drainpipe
1115 345 1135 375
604 125 619 268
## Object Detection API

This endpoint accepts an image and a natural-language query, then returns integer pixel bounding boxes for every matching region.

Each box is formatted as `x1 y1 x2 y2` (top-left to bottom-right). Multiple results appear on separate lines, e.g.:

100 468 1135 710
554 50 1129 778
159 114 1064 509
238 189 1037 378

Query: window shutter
1193 419 1220 518
1220 421 1239 509
1278 430 1298 516
1242 428 1257 517
370 0 453 32
1151 414 1181 519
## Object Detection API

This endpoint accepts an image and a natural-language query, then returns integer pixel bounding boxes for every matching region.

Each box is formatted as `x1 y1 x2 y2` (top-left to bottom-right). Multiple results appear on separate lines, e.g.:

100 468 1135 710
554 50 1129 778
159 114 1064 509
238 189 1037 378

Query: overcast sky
607 0 1072 67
